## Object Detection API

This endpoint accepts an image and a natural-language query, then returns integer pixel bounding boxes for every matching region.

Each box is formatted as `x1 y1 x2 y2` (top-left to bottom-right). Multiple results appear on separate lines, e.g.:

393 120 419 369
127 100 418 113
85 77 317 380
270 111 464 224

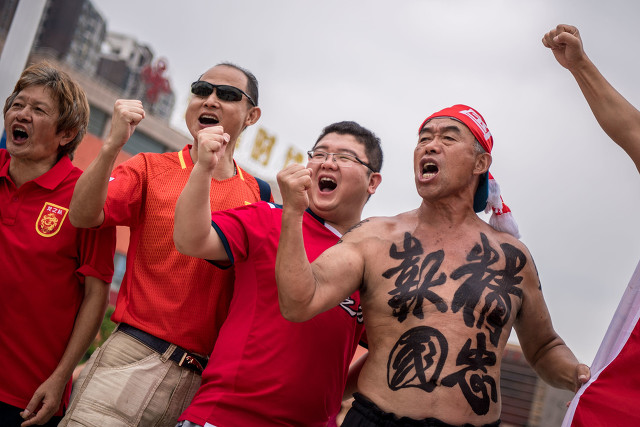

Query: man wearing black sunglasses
62 63 269 426
190 80 257 106
173 121 383 427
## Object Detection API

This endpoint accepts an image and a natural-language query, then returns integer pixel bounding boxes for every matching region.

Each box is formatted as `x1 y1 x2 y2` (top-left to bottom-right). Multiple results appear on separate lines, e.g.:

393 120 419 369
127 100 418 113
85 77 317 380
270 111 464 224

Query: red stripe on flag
564 260 640 426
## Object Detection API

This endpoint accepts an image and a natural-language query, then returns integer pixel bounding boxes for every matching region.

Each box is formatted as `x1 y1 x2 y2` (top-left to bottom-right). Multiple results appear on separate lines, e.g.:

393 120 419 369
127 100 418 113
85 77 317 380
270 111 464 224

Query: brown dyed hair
3 61 89 160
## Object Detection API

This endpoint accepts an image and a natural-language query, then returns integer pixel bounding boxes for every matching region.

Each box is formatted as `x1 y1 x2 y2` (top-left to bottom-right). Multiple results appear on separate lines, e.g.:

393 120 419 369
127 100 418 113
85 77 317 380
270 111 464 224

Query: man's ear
58 130 76 147
244 106 261 127
474 152 492 175
367 172 382 195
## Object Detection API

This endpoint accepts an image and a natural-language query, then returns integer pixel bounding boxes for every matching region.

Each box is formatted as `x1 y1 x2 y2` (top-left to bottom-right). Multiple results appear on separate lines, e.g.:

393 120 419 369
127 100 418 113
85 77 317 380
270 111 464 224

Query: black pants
342 393 501 427
0 401 62 427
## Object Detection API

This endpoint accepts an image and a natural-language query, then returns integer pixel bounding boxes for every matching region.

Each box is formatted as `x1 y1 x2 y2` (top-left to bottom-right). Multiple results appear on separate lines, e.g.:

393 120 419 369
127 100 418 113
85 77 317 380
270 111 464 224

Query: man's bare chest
361 230 528 417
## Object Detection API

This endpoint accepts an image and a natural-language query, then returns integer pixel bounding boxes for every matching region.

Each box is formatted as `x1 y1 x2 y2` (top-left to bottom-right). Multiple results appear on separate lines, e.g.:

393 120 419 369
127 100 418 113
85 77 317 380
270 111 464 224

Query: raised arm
514 248 590 392
69 100 145 228
543 24 640 173
275 164 363 322
173 126 230 261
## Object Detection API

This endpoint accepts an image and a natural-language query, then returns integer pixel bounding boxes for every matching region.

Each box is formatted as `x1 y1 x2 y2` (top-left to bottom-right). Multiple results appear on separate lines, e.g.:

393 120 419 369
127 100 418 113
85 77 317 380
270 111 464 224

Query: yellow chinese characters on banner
283 146 305 167
243 126 305 170
251 128 276 166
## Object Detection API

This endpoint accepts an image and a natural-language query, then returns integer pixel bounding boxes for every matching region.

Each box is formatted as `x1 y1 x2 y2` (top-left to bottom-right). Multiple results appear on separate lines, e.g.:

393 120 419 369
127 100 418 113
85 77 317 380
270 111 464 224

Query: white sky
92 0 640 364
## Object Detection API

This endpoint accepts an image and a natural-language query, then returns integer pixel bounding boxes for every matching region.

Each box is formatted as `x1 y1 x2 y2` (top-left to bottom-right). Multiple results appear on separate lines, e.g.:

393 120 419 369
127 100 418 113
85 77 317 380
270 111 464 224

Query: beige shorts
59 329 201 427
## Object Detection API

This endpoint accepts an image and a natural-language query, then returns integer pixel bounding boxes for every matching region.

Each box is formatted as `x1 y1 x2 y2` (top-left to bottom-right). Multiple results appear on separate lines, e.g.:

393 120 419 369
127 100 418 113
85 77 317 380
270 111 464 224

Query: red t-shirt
0 149 116 415
180 202 365 427
104 145 266 355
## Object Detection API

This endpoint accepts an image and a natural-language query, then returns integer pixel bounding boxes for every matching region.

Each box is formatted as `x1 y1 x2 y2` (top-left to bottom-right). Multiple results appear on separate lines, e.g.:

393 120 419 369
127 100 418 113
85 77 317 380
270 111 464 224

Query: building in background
97 32 175 120
33 0 106 76
0 0 176 122
0 0 19 53
501 344 574 426
96 32 153 98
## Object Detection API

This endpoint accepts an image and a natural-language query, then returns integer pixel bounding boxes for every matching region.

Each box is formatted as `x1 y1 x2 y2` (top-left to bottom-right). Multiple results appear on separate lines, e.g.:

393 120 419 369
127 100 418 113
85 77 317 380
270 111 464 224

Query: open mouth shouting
198 114 219 126
318 176 337 193
11 125 29 143
421 161 439 180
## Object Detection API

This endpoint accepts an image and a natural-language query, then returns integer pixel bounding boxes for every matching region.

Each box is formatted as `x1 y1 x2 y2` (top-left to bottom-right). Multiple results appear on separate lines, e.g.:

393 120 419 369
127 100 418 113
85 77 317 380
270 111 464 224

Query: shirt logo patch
36 202 68 237
339 297 364 323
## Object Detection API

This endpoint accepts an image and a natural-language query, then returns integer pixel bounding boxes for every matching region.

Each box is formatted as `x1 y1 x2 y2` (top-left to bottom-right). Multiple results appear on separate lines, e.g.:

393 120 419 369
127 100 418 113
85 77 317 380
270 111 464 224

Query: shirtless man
275 104 590 426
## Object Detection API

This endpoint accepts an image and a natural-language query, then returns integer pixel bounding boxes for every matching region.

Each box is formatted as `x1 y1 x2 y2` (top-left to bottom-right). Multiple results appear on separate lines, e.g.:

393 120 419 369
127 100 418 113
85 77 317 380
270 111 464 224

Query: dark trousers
0 401 62 427
342 393 501 427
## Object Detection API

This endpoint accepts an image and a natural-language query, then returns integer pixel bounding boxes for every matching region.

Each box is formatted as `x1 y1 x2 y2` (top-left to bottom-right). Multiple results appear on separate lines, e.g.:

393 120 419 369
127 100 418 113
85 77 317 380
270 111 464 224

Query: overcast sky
91 0 640 364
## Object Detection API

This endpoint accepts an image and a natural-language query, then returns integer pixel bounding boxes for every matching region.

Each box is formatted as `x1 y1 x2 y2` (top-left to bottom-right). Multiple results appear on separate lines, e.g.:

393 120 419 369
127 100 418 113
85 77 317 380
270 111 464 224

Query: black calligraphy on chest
382 232 526 415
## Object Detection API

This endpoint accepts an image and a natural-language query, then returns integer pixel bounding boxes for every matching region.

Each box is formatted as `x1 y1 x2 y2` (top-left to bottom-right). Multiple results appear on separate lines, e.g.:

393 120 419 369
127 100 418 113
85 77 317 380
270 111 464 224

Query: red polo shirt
0 149 116 415
181 203 365 427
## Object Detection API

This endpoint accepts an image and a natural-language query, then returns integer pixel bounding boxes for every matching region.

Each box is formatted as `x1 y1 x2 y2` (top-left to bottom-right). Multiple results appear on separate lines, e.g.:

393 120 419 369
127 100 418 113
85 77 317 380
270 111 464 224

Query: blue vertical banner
1 129 5 149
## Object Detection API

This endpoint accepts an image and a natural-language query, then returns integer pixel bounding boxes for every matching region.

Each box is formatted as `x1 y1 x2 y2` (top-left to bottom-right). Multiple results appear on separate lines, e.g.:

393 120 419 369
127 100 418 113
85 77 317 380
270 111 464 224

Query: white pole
0 0 47 136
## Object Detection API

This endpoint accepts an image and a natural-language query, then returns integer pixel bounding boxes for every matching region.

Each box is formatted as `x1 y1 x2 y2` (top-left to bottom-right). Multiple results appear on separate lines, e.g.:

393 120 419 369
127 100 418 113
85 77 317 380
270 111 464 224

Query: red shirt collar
0 149 74 190
182 144 194 168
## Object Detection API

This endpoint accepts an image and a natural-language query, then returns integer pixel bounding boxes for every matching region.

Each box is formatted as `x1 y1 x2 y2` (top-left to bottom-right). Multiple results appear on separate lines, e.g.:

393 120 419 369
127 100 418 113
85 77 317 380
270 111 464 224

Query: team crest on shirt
36 202 68 237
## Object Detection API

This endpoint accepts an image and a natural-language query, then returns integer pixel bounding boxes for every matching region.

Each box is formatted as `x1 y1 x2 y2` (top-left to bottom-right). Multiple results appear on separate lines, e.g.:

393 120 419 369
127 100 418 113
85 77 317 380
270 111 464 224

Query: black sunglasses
190 81 256 106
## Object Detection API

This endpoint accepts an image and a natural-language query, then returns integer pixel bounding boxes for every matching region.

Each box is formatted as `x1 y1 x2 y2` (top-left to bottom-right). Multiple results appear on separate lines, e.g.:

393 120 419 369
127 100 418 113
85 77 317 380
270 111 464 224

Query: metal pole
0 0 47 140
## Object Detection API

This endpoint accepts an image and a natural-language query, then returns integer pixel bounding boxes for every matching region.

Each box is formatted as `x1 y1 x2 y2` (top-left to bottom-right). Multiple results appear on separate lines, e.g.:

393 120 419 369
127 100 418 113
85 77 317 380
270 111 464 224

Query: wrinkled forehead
419 117 474 138
199 65 249 90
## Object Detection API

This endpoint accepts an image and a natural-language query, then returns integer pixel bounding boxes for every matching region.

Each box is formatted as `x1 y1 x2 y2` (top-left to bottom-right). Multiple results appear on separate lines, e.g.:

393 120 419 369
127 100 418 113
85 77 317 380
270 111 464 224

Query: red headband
419 104 493 153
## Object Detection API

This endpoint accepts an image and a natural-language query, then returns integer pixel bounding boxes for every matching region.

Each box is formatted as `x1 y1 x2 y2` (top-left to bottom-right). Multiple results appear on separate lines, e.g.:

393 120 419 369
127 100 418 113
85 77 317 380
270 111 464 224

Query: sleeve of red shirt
210 202 273 266
75 224 116 284
102 154 146 228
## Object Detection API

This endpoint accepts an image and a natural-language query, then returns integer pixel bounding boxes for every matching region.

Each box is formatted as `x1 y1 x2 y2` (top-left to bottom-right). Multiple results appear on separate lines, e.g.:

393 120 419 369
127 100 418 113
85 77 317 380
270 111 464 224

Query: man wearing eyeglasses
275 105 590 426
61 63 269 426
173 121 382 427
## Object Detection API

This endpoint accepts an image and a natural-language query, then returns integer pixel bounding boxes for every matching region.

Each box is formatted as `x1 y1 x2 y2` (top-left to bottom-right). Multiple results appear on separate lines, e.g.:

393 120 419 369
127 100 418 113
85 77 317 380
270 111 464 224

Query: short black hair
314 121 383 173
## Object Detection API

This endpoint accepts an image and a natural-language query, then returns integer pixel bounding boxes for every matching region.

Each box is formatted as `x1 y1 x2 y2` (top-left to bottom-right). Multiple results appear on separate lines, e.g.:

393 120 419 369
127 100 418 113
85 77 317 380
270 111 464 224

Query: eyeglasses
190 80 256 106
307 150 375 172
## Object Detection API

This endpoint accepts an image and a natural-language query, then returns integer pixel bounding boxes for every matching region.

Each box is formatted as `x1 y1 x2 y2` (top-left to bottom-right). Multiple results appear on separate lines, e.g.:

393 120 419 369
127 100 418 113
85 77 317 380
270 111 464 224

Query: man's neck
9 157 56 188
189 142 237 180
417 198 478 229
318 211 362 235
211 156 237 180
